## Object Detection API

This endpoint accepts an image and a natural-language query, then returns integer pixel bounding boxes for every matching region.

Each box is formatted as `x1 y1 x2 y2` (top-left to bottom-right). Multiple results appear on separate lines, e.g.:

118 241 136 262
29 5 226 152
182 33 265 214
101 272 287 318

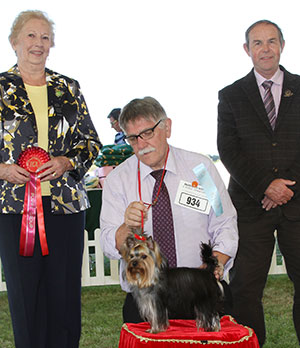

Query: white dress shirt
254 68 284 116
100 145 238 291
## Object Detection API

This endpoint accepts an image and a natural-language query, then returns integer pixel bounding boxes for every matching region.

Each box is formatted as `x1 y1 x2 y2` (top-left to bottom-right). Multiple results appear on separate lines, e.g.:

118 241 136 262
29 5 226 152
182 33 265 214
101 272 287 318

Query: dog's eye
141 255 147 259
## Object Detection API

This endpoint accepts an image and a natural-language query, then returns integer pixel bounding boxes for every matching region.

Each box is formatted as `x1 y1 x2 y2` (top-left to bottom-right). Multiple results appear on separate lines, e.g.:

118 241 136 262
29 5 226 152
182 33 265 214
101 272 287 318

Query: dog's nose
132 261 138 267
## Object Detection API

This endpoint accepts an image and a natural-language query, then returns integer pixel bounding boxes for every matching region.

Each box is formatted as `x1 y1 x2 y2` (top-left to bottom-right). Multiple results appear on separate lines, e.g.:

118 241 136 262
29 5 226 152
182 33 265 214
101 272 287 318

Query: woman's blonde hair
9 10 55 47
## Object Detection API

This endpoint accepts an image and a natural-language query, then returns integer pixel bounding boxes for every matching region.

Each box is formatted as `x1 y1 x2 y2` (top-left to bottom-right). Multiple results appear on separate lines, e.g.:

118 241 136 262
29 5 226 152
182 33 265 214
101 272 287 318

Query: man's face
109 117 122 132
125 117 171 170
244 23 284 79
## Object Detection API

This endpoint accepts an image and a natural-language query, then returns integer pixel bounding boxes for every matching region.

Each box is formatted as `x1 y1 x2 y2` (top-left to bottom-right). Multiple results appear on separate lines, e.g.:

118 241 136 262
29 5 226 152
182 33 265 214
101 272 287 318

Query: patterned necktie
151 169 177 268
262 80 276 130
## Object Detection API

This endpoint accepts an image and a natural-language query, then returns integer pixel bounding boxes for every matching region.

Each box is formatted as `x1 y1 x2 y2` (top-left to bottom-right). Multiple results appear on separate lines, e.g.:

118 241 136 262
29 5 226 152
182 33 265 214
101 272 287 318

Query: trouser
0 197 85 348
229 208 300 347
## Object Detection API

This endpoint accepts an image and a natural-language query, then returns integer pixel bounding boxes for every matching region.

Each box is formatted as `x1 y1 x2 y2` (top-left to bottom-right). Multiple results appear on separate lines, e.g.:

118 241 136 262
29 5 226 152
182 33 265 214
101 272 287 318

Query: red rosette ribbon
17 147 50 256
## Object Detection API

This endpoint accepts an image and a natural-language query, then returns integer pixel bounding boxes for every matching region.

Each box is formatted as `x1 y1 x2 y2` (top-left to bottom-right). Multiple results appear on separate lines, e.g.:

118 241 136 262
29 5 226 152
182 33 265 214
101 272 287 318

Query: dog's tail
200 242 219 274
201 243 226 302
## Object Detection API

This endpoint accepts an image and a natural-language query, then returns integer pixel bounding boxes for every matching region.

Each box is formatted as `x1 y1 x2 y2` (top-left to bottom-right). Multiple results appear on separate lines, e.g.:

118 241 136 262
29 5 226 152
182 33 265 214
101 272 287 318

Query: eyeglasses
110 120 117 127
124 119 163 145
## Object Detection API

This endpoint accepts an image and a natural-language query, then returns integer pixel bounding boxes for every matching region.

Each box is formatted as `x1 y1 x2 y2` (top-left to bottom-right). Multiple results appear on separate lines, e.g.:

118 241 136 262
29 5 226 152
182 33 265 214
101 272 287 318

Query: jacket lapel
45 69 68 142
7 65 36 126
241 69 273 133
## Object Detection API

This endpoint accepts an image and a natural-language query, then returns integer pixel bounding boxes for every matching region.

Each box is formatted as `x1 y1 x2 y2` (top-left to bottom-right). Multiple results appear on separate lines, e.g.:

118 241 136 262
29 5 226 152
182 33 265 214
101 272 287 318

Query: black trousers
0 197 85 348
229 208 300 347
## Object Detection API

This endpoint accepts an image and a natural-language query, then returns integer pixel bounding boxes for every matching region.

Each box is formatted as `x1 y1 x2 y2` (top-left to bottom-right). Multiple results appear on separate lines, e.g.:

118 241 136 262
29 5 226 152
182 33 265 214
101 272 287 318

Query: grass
80 285 125 348
263 275 298 347
0 274 298 347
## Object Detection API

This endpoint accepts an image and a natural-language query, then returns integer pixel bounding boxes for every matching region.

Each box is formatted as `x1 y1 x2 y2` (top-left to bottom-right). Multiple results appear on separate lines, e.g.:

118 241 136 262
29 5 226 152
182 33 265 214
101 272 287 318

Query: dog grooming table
118 316 259 348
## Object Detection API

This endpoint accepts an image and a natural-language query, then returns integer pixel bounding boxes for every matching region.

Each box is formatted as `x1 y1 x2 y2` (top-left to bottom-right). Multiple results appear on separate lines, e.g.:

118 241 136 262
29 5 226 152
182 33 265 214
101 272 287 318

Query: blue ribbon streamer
193 163 223 217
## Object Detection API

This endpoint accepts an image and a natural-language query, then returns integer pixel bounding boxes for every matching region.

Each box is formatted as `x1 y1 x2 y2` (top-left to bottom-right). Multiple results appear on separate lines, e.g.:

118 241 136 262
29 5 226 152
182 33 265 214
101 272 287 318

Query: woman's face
12 18 52 69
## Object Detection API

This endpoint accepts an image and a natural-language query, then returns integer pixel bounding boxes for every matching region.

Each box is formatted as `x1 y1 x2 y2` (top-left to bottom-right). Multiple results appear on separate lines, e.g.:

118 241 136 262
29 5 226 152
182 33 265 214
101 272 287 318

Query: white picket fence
0 229 286 292
81 228 119 287
0 228 120 292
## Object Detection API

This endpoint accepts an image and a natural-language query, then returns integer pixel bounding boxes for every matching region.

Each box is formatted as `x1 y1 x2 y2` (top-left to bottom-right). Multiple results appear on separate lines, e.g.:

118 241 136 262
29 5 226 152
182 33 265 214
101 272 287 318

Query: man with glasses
100 96 238 323
107 108 126 145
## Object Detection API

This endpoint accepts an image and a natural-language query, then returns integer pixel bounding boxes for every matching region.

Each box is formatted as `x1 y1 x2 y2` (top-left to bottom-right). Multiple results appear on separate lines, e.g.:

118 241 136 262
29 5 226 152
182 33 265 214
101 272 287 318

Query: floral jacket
0 65 102 214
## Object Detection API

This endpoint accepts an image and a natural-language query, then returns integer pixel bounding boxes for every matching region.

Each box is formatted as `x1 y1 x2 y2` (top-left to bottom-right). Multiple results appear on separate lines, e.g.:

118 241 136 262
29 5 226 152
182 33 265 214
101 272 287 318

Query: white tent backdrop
1 0 300 155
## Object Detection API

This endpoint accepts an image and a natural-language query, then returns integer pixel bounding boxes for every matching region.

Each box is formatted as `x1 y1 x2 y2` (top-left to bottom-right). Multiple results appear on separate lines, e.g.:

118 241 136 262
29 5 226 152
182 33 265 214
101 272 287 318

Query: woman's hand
0 163 31 184
37 156 74 181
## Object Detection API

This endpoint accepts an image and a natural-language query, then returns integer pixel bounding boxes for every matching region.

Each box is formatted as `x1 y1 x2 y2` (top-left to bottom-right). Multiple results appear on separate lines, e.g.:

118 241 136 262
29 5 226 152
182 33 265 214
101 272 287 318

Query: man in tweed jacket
217 20 300 347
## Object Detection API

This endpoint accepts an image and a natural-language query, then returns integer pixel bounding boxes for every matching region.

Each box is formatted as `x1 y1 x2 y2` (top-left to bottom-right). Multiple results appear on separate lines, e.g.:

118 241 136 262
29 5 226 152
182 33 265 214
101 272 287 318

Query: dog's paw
196 315 221 332
147 323 169 334
146 328 161 334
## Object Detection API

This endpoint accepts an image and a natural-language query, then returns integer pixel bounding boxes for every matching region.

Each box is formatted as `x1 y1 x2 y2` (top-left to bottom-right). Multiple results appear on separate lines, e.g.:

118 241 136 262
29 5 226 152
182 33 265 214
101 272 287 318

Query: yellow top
25 84 50 196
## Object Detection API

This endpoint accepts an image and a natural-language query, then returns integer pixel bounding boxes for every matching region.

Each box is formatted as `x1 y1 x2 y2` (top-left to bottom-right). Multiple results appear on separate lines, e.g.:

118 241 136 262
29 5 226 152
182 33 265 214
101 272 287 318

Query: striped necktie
262 80 276 130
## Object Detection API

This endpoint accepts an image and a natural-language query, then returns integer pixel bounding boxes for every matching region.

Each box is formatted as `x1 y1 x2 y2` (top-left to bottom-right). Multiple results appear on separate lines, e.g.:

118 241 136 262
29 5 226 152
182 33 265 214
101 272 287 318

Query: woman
0 10 102 348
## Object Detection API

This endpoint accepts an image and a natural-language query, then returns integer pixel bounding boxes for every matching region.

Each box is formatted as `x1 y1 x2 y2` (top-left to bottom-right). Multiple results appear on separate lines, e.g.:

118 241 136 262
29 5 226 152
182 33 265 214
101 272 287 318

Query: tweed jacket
217 66 300 221
0 65 102 214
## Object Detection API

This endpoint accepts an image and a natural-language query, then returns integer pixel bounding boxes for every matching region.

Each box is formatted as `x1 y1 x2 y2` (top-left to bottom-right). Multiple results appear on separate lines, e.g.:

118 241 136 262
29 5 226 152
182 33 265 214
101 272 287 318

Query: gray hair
119 97 167 131
9 10 55 47
245 20 284 49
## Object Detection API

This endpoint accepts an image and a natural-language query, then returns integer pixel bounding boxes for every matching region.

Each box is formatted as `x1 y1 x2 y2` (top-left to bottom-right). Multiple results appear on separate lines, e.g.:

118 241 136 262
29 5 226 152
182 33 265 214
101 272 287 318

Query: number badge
174 180 211 214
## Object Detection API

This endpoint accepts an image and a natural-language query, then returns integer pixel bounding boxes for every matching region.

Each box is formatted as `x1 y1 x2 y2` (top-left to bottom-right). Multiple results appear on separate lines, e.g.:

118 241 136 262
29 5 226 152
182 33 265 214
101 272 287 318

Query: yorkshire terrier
120 234 224 333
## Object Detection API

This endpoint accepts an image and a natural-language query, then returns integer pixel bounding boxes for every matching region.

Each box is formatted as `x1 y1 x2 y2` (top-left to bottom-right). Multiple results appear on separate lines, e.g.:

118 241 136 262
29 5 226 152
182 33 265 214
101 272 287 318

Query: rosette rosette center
18 147 50 173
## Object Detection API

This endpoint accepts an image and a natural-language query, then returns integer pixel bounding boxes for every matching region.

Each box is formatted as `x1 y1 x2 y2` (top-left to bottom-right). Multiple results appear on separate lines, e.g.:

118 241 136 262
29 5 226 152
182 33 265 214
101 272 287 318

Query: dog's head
120 234 168 288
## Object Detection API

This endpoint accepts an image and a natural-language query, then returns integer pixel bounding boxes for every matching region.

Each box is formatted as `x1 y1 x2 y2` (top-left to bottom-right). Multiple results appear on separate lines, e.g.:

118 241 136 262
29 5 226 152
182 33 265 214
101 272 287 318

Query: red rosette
18 147 50 174
18 146 50 257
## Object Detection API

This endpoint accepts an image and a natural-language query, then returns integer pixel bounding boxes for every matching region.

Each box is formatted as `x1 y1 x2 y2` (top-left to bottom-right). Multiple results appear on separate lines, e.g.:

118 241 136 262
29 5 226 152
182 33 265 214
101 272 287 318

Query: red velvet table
118 316 259 347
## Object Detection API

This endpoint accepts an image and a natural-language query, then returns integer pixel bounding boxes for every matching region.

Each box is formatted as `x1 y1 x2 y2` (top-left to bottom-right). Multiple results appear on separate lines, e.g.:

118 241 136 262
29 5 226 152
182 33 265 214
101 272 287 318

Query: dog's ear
120 234 136 259
126 235 137 249
146 236 155 250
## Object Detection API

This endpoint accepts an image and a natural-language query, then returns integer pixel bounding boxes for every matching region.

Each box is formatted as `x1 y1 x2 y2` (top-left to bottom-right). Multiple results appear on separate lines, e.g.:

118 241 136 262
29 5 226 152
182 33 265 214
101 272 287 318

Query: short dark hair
245 20 284 48
107 108 121 121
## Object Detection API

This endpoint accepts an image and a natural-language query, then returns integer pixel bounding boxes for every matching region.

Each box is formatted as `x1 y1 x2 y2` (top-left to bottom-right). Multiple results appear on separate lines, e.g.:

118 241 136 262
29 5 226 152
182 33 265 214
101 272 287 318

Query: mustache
138 147 156 156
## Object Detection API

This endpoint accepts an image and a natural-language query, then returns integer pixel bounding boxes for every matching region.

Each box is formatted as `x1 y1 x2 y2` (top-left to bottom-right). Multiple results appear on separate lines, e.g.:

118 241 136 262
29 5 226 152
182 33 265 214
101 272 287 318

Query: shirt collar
254 67 284 87
138 145 177 180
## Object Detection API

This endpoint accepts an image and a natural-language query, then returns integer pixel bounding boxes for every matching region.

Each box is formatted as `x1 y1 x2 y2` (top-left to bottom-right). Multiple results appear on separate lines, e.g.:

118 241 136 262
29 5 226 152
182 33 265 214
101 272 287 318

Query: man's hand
212 251 229 280
115 201 148 251
264 178 295 205
200 251 229 280
261 196 277 211
124 200 148 229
